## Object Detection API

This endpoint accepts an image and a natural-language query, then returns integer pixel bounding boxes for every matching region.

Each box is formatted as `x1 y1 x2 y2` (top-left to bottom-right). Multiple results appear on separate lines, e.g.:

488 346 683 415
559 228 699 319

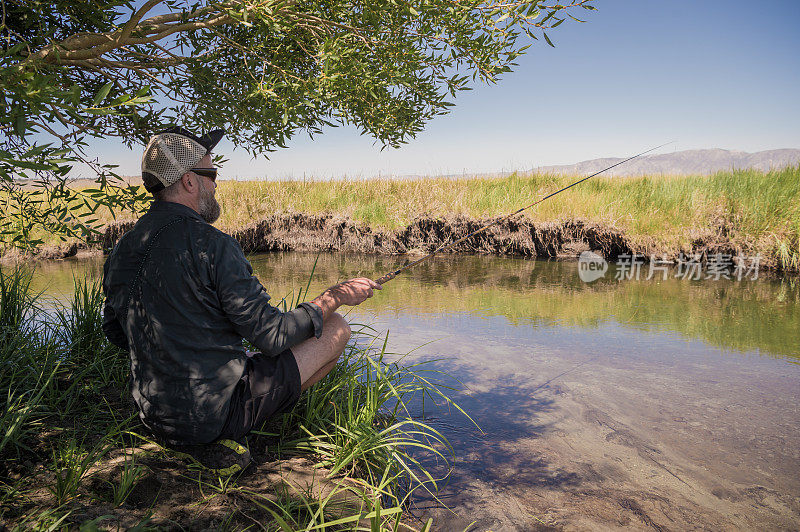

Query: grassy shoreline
0 267 462 530
4 166 799 271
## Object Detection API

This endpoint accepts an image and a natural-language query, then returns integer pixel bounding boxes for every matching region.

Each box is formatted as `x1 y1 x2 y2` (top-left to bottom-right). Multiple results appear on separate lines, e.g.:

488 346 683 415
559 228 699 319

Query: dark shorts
217 349 302 441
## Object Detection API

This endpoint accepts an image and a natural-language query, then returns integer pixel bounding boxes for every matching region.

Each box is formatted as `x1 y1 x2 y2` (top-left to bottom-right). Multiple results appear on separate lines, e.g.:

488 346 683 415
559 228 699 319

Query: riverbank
0 267 454 530
3 166 799 272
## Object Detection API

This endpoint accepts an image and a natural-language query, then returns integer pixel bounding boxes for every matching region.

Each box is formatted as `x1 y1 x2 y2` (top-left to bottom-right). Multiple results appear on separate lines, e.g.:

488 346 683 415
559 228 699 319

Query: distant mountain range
530 148 800 177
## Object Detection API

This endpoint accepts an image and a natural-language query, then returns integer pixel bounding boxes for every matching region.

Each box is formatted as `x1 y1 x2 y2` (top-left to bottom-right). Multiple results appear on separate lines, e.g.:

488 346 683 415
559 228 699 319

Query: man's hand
325 278 382 306
311 278 382 321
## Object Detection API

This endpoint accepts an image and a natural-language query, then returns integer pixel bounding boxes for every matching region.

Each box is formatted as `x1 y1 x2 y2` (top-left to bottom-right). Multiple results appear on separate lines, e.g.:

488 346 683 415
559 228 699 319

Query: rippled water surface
32 252 800 529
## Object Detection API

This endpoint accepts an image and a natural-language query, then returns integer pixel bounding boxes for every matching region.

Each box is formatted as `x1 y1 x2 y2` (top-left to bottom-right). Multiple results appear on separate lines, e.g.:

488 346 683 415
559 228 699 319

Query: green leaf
1 42 27 58
84 108 113 116
92 82 114 107
14 113 27 135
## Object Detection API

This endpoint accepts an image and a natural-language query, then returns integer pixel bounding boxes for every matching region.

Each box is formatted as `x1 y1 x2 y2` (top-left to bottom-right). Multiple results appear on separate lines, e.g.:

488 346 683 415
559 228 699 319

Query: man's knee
327 312 351 353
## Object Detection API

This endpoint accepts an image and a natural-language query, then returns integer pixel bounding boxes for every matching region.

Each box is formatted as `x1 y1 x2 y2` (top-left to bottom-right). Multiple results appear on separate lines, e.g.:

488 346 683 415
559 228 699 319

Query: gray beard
197 178 221 224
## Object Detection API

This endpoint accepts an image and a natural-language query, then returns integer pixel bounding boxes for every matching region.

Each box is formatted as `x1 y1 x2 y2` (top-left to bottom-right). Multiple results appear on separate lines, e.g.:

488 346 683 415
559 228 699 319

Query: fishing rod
373 142 673 285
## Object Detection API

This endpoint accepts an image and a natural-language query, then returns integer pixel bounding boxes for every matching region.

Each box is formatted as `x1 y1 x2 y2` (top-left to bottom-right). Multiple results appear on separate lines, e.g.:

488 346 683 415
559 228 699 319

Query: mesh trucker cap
141 127 225 193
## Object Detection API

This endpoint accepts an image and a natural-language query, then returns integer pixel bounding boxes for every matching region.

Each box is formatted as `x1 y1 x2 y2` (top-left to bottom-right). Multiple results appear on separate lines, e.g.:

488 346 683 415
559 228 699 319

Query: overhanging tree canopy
1 0 595 250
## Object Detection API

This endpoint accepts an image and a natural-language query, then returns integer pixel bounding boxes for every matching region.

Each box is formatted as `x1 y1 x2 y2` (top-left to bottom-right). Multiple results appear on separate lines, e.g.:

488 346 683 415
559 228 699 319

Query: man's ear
180 172 196 193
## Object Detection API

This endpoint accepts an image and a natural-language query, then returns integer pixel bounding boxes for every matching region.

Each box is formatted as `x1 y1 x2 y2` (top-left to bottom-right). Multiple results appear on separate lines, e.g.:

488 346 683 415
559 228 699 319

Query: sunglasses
190 167 217 181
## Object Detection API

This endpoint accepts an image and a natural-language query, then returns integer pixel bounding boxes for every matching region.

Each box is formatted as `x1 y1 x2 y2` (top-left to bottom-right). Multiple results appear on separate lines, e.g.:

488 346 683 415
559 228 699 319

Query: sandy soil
10 442 383 530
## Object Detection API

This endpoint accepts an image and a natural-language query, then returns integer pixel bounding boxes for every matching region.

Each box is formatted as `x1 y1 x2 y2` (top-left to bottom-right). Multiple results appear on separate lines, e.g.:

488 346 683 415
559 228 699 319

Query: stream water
31 252 800 530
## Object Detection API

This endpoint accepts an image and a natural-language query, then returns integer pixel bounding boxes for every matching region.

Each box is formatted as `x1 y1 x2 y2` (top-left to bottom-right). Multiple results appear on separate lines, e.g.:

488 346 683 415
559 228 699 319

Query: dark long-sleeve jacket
102 201 322 444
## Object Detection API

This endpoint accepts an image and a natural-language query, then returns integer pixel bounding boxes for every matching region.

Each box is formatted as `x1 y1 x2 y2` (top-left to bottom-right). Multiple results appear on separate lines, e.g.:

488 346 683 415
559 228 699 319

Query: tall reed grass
211 166 799 231
0 266 463 529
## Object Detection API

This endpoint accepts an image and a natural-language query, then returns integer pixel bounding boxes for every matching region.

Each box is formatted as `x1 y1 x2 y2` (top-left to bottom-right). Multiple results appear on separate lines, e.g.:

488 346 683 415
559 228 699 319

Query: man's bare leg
301 358 338 391
291 312 351 392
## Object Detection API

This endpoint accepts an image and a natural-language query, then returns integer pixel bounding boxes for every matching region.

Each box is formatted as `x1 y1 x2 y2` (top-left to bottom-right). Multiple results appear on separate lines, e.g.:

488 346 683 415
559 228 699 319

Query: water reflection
253 253 800 360
23 252 800 360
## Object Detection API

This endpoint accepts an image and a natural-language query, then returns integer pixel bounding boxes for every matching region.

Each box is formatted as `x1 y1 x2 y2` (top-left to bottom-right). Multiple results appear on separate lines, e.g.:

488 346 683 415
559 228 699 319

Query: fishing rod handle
374 271 397 285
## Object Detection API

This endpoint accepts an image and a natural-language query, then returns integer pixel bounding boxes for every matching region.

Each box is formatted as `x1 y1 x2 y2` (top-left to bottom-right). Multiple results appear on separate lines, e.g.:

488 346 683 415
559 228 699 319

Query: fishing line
374 142 674 285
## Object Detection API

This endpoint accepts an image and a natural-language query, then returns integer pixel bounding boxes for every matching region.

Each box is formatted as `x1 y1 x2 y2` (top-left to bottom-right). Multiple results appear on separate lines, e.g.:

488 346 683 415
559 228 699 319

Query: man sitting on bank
102 127 380 474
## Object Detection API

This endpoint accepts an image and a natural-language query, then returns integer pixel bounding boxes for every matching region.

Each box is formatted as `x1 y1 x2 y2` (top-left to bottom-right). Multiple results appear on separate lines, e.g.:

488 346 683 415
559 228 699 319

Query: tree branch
119 0 166 43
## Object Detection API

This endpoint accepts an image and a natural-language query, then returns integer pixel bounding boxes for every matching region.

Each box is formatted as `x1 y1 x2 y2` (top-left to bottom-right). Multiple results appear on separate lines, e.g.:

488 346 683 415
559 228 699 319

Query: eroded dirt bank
231 215 636 259
87 213 772 269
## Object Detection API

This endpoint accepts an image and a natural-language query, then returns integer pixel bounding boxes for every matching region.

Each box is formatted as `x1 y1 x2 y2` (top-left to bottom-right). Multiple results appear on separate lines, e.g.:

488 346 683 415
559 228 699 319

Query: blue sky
88 0 800 180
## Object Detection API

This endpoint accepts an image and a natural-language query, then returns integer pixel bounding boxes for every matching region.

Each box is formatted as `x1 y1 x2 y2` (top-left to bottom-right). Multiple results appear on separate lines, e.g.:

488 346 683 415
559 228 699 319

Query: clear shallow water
30 252 800 529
